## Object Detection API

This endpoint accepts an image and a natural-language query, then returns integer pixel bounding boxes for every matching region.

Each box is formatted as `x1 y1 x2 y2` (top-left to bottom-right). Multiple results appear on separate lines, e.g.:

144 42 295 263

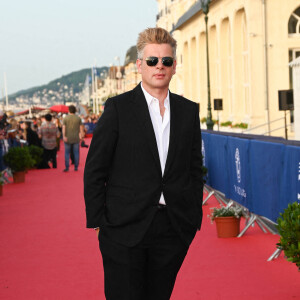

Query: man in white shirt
84 27 203 300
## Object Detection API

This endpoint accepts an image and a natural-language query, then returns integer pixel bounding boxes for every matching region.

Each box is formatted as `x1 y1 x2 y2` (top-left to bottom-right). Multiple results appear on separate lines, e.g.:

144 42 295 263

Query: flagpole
4 72 9 111
95 72 99 115
91 67 95 113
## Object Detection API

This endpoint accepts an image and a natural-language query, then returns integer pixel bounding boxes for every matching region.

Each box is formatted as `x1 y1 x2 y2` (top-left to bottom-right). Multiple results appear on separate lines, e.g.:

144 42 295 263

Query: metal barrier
203 183 282 261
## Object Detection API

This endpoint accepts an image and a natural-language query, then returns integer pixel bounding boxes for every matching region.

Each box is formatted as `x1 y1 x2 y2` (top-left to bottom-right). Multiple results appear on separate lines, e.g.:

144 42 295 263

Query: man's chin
151 80 170 89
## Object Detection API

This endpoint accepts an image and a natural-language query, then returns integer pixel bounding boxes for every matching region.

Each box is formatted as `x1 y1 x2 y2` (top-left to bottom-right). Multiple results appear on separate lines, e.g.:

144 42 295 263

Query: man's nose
156 60 164 68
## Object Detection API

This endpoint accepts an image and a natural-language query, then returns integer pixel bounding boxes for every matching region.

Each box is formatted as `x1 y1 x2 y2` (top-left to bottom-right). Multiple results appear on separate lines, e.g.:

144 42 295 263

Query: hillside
2 67 108 107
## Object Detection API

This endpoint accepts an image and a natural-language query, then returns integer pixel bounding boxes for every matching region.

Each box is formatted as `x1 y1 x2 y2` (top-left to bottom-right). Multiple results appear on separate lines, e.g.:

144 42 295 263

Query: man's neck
141 83 168 103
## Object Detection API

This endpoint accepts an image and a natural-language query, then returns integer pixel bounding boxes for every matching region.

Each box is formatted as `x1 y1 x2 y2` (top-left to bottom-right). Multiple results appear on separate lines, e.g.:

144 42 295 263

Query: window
289 49 300 88
288 49 300 124
288 7 300 35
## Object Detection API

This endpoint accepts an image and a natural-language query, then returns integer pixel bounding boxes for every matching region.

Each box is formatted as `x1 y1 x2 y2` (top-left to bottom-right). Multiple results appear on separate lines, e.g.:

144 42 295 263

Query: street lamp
200 0 214 130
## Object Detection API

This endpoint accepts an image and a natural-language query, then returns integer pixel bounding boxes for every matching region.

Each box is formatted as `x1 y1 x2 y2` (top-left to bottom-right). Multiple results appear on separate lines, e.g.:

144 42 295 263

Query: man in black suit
84 27 203 300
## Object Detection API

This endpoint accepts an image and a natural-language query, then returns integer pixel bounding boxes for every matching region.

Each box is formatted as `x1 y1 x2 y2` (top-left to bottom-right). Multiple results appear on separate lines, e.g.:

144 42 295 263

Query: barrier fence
83 122 97 136
52 123 300 223
202 131 300 222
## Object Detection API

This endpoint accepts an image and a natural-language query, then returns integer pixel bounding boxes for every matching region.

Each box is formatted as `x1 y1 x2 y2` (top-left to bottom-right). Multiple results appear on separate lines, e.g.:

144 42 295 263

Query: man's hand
63 136 68 143
95 228 100 237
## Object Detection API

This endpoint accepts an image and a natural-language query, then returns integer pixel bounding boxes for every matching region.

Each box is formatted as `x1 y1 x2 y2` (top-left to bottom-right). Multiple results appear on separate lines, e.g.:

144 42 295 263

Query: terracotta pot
215 216 240 238
13 171 26 183
0 185 3 196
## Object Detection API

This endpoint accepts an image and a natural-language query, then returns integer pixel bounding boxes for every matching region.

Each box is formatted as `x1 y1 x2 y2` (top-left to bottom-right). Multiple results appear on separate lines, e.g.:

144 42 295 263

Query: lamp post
200 0 214 130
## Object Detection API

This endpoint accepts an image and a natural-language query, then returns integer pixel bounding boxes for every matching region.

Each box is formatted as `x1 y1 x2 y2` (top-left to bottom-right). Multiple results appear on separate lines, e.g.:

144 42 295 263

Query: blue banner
205 133 229 196
201 132 211 185
227 137 252 209
84 122 96 135
249 141 284 222
203 131 300 222
280 145 300 214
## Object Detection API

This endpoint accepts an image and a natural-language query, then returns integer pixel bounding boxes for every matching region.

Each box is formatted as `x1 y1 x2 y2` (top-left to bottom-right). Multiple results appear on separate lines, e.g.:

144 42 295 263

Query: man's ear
172 60 177 75
136 59 142 74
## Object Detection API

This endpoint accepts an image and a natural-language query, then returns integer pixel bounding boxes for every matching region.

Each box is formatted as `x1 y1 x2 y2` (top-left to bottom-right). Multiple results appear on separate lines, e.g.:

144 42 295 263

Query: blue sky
0 0 157 95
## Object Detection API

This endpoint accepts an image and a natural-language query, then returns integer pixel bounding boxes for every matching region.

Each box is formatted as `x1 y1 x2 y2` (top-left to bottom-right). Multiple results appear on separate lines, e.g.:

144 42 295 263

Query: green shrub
3 146 34 172
232 122 248 129
277 202 300 271
220 121 232 127
200 117 207 124
28 145 43 167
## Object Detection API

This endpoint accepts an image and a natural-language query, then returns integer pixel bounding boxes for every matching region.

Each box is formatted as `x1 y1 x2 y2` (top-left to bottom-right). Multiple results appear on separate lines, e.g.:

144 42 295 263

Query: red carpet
0 139 299 300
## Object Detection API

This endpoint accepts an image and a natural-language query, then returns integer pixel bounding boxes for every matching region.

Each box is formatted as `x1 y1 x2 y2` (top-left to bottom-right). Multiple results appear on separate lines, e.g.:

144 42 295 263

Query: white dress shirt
141 83 170 205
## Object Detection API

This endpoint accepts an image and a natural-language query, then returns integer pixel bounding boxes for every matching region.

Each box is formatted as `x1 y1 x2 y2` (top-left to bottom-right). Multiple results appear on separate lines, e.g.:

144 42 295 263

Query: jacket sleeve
191 103 204 229
84 98 118 228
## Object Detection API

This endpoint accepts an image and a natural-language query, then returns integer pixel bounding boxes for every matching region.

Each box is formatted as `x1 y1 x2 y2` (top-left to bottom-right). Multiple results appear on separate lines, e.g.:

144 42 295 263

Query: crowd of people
0 105 99 172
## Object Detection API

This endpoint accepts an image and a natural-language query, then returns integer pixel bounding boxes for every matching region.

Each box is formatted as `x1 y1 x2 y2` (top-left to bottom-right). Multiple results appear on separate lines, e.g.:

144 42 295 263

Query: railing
242 116 284 133
242 112 292 139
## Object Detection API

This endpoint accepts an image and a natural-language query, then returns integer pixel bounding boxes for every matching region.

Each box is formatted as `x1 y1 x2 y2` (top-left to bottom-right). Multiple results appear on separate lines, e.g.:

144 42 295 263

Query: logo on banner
202 140 205 165
235 148 241 183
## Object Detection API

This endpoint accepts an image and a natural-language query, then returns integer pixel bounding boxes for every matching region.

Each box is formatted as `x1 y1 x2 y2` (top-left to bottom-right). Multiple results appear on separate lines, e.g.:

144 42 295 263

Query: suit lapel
164 92 178 177
130 84 161 174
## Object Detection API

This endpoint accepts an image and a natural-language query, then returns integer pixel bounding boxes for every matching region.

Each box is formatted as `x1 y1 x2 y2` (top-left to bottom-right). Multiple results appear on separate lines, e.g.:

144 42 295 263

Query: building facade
123 46 142 91
157 0 300 138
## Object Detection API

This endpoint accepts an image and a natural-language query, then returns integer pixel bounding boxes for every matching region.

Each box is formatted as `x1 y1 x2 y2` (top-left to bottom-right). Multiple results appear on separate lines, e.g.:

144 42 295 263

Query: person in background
7 118 18 131
39 114 60 169
24 121 41 147
62 105 84 172
7 129 21 148
54 117 62 151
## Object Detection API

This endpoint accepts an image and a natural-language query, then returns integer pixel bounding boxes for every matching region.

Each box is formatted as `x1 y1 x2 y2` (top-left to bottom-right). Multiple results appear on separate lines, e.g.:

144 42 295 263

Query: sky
0 0 157 95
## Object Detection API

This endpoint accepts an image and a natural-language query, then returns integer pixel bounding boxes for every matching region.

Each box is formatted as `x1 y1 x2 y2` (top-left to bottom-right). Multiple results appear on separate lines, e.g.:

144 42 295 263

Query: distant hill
2 67 108 107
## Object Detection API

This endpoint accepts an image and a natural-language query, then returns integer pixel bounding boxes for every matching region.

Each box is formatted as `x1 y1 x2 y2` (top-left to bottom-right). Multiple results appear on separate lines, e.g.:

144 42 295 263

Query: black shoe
63 169 69 172
74 168 78 171
81 141 89 148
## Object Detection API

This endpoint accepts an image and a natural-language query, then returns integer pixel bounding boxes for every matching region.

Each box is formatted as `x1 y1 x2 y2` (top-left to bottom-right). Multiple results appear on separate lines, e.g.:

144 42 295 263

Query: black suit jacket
84 84 203 247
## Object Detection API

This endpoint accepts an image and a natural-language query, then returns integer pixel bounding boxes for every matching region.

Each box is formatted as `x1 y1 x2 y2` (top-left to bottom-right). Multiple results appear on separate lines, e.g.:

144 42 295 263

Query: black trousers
43 148 57 168
98 207 191 300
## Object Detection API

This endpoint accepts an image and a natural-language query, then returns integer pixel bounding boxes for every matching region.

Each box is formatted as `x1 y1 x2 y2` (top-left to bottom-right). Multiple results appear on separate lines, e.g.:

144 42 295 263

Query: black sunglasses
143 56 174 67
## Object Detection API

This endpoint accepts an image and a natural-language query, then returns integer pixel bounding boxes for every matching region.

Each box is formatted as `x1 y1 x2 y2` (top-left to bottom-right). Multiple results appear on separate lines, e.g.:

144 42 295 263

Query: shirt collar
141 83 170 109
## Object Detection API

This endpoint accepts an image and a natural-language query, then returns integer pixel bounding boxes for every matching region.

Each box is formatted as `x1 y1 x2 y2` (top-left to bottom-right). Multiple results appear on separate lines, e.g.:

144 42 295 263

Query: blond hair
136 27 177 59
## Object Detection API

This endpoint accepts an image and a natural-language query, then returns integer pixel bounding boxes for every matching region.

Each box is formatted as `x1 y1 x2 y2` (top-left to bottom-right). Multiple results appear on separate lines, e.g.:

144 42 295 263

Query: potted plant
209 206 243 238
277 202 300 271
3 146 34 183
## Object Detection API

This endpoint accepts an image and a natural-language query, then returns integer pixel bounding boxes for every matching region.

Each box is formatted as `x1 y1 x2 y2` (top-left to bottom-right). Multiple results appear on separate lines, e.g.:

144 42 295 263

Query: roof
15 106 46 116
289 56 300 67
124 46 137 66
172 1 202 32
